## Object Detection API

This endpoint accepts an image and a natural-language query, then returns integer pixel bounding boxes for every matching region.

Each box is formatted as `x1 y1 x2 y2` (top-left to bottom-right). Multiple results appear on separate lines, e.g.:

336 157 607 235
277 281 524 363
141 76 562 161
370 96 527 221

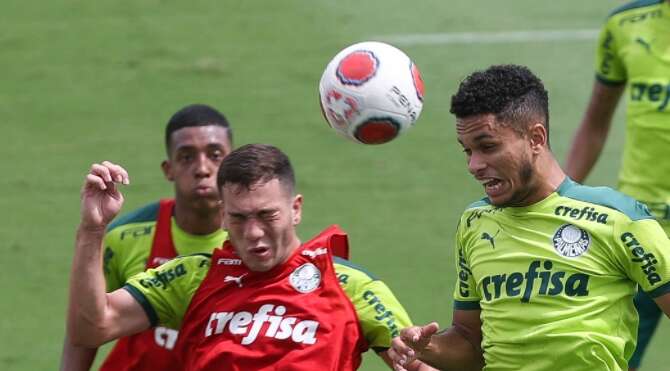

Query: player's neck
173 200 223 235
532 154 566 202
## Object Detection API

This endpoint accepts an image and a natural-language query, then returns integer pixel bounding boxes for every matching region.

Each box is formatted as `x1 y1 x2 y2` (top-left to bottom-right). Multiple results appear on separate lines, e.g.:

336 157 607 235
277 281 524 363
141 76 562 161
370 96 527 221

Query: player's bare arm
653 293 670 319
565 80 625 182
390 310 484 371
67 162 150 347
59 335 97 371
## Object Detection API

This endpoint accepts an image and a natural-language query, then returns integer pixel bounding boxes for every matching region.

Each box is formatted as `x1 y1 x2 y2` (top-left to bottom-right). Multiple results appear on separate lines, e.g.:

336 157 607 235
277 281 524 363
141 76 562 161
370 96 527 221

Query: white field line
373 29 600 46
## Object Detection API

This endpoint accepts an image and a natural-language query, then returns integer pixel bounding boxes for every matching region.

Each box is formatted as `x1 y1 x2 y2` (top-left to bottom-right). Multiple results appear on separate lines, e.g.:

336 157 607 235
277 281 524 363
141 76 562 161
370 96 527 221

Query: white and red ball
318 41 424 145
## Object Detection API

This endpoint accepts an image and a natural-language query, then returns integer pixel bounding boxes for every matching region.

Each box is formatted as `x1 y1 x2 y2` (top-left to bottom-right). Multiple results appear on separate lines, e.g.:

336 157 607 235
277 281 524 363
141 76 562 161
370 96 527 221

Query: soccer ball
318 41 424 145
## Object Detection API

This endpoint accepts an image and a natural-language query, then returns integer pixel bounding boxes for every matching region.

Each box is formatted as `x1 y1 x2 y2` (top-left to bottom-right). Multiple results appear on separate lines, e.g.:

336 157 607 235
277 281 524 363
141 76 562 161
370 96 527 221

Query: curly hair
450 65 549 143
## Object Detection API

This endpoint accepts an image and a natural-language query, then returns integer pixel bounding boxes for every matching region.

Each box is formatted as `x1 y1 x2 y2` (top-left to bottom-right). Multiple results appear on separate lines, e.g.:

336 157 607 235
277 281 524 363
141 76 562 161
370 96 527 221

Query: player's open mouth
250 247 271 258
483 179 505 196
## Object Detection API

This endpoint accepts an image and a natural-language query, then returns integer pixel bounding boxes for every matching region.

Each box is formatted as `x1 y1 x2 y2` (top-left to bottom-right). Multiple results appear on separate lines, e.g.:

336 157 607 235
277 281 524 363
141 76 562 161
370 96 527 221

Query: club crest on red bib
552 224 590 258
336 50 379 86
289 263 321 293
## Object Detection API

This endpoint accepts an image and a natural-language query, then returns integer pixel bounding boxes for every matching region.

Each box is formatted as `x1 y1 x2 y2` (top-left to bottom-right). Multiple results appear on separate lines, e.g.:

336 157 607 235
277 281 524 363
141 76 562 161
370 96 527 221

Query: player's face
162 125 232 211
457 114 537 207
221 178 303 272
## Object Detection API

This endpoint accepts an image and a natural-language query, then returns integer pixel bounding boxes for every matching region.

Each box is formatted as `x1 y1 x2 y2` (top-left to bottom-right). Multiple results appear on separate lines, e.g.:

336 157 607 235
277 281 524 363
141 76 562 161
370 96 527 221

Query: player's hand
389 322 440 371
80 161 129 231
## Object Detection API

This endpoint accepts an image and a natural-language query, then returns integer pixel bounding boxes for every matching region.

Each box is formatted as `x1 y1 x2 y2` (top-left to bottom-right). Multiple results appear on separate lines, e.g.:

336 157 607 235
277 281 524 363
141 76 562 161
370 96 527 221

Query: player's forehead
222 179 287 213
456 114 511 144
169 125 231 152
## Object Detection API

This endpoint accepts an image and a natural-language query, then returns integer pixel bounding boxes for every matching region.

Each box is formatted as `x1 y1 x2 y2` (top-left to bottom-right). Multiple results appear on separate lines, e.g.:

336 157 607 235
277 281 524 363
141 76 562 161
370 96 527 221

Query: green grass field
2 0 669 369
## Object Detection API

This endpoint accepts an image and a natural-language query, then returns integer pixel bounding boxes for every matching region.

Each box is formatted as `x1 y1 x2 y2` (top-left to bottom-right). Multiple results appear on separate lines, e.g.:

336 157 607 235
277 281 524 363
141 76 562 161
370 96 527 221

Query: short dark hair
217 144 296 195
450 65 550 143
165 104 233 153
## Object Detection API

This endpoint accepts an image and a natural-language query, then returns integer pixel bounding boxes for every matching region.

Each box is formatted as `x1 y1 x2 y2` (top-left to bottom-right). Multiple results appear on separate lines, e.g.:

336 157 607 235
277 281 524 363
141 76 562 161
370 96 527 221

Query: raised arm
389 309 484 371
66 162 150 347
564 80 625 182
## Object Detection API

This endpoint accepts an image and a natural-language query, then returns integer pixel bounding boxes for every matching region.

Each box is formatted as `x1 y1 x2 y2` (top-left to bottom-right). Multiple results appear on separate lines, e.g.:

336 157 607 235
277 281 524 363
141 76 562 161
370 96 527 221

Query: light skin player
66 144 435 370
565 1 670 369
60 104 233 371
390 65 670 371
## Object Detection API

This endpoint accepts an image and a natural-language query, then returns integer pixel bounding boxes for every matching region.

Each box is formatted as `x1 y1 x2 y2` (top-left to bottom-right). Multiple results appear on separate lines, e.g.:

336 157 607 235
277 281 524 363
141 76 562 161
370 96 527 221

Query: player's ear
291 194 303 226
528 122 547 154
161 160 175 181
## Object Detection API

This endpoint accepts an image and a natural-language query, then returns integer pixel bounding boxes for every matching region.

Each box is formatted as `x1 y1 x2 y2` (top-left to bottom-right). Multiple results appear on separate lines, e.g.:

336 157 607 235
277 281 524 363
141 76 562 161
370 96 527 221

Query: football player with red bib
66 144 435 370
60 104 233 371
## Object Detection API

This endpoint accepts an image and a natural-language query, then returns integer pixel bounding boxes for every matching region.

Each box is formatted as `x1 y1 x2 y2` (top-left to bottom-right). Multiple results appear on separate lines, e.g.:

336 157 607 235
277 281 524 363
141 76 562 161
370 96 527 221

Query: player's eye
259 210 279 221
209 150 224 161
177 152 194 162
480 143 497 152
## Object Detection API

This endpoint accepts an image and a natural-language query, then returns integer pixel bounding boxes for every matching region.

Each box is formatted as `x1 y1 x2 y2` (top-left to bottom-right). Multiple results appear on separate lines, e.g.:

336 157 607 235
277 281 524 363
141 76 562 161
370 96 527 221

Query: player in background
60 104 233 371
564 1 670 369
389 65 670 371
65 144 436 371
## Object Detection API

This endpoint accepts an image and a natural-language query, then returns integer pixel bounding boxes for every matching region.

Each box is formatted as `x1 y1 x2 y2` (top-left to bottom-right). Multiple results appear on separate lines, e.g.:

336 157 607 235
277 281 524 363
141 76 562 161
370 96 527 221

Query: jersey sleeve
614 218 670 297
334 258 413 352
595 17 626 84
453 220 481 310
123 254 211 329
103 231 124 292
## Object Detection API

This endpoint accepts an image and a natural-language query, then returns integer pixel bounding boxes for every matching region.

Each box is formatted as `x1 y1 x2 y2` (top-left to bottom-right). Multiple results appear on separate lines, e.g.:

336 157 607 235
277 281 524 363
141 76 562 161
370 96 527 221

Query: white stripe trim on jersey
372 29 600 46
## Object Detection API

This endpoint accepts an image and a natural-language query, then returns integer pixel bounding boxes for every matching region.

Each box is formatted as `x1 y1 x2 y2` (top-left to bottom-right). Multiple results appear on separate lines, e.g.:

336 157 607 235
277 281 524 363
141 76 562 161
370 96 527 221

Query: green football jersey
103 201 227 291
124 254 413 350
595 0 670 213
453 178 670 371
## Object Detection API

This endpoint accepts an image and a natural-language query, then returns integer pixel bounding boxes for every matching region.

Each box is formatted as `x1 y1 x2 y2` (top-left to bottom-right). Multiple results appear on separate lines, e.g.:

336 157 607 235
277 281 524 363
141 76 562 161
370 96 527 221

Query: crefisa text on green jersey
458 254 590 303
621 231 661 285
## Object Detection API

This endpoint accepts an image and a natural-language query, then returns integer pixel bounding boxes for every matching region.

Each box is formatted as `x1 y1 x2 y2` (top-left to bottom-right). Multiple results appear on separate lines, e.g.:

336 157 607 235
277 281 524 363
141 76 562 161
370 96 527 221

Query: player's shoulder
107 200 161 232
458 197 503 229
333 256 379 284
169 252 213 269
607 0 664 19
556 178 653 221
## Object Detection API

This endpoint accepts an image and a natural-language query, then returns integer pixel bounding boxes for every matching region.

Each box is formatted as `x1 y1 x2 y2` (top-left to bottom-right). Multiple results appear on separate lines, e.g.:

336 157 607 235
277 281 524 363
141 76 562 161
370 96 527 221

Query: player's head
217 144 302 272
161 104 234 211
450 64 551 207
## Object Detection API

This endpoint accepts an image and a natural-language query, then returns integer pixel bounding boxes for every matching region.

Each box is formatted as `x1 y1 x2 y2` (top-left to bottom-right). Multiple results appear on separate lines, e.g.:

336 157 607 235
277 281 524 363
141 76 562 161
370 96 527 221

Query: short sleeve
334 259 413 351
614 219 670 297
453 224 481 310
124 254 211 329
103 233 123 292
595 19 626 84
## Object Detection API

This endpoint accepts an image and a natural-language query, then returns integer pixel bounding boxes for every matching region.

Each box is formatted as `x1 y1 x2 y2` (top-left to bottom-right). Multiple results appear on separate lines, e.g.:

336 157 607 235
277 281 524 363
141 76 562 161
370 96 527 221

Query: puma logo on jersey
481 231 499 249
205 304 319 345
302 247 327 258
224 274 247 287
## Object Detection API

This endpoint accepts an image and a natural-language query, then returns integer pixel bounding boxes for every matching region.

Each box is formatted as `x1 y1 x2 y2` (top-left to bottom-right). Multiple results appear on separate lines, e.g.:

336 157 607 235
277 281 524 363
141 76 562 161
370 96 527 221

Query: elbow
67 319 111 348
